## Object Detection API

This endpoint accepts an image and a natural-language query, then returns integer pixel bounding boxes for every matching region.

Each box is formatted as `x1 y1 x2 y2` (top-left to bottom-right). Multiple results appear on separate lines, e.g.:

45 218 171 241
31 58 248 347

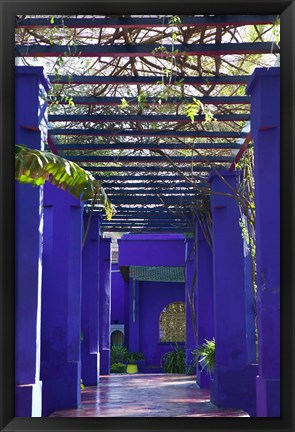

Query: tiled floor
49 374 250 417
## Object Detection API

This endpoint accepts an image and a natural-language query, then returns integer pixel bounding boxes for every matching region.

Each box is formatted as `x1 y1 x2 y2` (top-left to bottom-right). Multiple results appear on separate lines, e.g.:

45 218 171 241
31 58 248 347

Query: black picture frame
1 1 294 431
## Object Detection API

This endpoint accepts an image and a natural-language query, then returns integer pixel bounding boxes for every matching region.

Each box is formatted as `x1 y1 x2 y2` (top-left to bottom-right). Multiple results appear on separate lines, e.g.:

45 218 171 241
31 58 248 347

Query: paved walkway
50 374 250 417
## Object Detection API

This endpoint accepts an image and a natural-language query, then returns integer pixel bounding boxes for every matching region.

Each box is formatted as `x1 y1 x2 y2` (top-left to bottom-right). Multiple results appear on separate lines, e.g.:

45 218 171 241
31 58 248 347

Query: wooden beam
95 174 208 181
48 113 250 123
16 42 279 58
81 165 212 172
106 189 200 195
101 227 193 232
106 196 201 204
229 133 252 171
49 128 246 138
51 142 242 151
48 75 251 86
50 95 251 105
64 155 233 163
102 182 208 188
16 15 277 29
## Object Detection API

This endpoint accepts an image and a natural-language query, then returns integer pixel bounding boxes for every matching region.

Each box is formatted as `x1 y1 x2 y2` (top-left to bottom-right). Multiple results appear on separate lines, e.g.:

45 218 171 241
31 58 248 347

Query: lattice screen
130 266 185 282
159 302 186 342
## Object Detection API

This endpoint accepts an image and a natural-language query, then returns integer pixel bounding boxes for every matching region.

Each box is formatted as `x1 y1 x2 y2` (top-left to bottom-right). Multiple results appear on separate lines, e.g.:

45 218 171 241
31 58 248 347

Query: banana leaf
15 144 114 220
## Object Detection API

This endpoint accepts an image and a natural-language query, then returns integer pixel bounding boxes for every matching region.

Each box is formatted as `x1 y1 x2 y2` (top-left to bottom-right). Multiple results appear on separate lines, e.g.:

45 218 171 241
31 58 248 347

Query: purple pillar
184 238 197 371
81 213 101 385
243 218 256 364
246 67 280 417
128 278 140 353
99 238 111 375
209 170 257 417
15 66 50 417
41 183 83 416
196 221 214 388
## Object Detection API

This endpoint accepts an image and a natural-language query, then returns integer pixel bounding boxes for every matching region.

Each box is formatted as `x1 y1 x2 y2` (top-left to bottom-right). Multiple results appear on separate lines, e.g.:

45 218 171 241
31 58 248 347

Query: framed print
0 1 294 431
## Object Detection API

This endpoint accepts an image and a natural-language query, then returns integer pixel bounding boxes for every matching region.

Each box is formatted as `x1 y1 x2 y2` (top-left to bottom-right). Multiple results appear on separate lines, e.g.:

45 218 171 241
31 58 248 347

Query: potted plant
126 351 145 374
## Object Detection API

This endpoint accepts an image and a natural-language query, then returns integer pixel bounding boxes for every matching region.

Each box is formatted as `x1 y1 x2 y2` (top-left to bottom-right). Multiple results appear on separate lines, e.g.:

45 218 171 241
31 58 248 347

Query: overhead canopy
15 14 279 233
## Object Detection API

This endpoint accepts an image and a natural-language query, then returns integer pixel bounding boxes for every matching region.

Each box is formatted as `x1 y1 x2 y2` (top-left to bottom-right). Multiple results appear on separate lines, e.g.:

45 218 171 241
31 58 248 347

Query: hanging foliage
15 144 114 220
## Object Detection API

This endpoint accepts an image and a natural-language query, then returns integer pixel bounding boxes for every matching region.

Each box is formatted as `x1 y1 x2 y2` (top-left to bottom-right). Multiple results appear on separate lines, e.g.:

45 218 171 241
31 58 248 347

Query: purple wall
118 234 186 267
118 234 189 372
81 214 101 385
111 263 126 325
138 281 185 372
185 238 197 370
196 221 214 388
209 170 257 417
247 67 280 417
99 238 111 375
41 183 83 416
15 66 49 417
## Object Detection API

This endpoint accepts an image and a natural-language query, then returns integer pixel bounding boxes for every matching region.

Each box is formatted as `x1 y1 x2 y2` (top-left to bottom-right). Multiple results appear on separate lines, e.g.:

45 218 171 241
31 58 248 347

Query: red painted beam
229 133 251 171
47 134 59 155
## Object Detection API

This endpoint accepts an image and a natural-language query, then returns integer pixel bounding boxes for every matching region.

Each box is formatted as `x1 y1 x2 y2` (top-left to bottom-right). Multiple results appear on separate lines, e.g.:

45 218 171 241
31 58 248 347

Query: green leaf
15 144 114 220
119 98 129 109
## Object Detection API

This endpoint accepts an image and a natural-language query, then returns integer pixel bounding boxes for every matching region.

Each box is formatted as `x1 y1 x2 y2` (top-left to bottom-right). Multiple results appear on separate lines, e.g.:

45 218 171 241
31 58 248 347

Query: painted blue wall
139 281 185 372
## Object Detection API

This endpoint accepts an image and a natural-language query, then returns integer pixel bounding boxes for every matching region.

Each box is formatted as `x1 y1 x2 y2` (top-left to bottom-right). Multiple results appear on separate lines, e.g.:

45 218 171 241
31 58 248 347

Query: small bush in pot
127 351 145 364
126 351 145 374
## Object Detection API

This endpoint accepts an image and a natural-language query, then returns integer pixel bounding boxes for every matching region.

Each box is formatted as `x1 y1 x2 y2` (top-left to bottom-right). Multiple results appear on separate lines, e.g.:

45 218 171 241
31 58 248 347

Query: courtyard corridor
49 374 250 417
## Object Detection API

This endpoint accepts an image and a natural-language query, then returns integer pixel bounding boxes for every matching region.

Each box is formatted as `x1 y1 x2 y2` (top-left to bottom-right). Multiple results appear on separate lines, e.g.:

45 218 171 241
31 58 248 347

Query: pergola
12 12 283 421
15 15 279 232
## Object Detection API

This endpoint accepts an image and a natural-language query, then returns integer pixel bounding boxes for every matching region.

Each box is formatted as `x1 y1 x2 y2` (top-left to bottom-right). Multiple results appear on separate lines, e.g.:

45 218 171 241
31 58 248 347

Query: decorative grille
159 302 186 342
130 266 185 282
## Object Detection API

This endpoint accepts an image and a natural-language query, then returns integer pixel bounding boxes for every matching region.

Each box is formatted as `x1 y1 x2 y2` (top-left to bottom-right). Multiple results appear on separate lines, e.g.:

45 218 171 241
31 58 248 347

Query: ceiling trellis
15 14 279 233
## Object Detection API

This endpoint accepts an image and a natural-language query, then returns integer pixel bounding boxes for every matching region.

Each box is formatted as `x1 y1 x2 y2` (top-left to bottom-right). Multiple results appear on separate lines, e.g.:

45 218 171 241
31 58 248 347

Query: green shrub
110 345 129 365
161 343 186 374
193 338 215 376
110 362 127 373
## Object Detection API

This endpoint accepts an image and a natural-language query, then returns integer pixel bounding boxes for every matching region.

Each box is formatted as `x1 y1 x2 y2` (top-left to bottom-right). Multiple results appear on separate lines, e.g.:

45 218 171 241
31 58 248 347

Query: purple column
41 183 83 416
15 66 50 417
196 221 214 388
128 278 140 353
99 238 111 375
81 213 101 385
184 238 197 371
246 67 280 417
243 219 256 364
209 170 257 417
111 263 126 325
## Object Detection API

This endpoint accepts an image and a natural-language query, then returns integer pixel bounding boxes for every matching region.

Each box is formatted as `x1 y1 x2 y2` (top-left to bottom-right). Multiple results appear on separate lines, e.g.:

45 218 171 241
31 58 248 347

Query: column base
41 361 81 416
186 349 196 374
197 369 211 388
15 381 42 417
256 376 280 417
81 352 100 386
211 364 258 417
99 349 110 375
